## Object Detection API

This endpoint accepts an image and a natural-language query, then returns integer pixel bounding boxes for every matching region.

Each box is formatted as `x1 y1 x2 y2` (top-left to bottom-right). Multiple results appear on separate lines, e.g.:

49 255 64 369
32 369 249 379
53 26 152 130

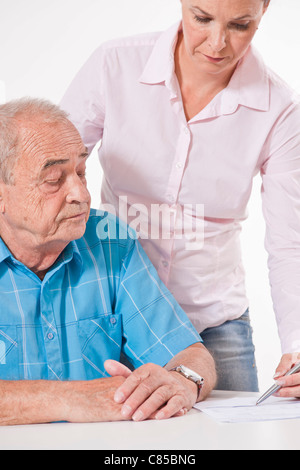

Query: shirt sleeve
60 46 106 153
115 237 202 370
261 100 300 354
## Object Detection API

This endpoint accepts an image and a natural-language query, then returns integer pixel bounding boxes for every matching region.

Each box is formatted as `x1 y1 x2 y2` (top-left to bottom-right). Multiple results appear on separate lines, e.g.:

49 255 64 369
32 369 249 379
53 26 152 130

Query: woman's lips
203 54 226 63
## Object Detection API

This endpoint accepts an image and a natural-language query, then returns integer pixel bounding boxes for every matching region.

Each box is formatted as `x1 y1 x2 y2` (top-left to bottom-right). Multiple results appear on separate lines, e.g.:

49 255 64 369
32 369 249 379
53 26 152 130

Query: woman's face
180 0 268 75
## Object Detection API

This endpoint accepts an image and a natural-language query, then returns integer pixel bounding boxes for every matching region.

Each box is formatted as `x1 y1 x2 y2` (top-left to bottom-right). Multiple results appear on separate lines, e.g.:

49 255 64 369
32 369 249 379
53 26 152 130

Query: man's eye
46 179 61 186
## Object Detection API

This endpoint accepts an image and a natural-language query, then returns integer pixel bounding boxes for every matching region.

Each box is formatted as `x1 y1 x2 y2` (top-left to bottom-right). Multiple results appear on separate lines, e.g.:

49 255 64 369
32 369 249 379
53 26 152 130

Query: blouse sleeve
261 100 300 354
60 46 106 153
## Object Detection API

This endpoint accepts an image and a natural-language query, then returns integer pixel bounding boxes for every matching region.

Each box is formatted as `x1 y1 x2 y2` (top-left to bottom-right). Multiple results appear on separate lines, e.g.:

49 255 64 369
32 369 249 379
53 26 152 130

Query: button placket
165 125 190 203
47 332 54 341
158 124 191 286
40 283 62 380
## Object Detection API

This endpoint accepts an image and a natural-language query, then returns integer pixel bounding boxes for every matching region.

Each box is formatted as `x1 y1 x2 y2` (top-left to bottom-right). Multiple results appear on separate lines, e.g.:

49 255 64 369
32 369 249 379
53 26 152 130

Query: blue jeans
200 309 259 392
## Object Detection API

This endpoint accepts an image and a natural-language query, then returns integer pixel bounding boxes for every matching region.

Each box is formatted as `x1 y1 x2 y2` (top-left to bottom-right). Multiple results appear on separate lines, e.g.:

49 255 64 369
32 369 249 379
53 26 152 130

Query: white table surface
0 391 299 450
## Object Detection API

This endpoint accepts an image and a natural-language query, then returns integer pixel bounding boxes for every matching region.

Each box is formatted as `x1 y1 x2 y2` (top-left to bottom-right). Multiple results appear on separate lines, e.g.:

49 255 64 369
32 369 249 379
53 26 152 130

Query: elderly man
0 98 216 425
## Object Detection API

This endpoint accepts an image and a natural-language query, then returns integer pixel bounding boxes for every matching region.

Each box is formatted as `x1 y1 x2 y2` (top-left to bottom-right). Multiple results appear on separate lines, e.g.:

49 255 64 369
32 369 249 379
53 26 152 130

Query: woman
61 0 300 396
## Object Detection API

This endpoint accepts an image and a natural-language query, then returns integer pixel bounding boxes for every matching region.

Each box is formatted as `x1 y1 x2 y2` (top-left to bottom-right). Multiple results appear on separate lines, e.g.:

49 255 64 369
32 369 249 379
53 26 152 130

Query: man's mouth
65 212 87 220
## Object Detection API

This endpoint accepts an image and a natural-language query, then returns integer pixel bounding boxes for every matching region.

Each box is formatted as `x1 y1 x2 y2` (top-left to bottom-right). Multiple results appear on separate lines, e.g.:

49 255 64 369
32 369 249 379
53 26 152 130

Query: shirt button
47 332 54 341
184 126 189 135
110 317 117 325
167 194 176 203
176 162 183 169
162 260 169 268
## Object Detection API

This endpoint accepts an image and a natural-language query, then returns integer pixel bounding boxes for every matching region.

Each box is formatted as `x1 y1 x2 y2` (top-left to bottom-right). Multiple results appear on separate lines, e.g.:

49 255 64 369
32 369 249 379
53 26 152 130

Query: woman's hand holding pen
273 353 300 398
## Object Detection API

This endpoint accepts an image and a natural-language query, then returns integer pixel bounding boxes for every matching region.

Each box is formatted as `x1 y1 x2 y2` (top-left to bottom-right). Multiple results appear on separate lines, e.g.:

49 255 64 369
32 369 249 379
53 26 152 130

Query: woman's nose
208 25 227 52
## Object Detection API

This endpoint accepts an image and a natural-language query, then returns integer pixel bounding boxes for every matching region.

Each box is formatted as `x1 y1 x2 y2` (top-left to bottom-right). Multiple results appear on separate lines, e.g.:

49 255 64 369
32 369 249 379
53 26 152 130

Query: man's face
0 119 91 249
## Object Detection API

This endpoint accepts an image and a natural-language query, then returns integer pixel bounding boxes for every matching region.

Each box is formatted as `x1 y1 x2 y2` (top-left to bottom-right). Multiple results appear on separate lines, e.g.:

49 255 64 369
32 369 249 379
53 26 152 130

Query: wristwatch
170 365 204 400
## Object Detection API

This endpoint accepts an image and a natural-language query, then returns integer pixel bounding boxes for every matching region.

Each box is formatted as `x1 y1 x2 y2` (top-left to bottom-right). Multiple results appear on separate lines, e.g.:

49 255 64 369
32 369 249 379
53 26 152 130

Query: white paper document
194 395 300 423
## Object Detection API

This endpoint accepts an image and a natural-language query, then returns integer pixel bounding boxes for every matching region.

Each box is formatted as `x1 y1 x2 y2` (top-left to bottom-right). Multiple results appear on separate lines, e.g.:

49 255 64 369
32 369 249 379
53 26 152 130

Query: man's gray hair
0 97 69 184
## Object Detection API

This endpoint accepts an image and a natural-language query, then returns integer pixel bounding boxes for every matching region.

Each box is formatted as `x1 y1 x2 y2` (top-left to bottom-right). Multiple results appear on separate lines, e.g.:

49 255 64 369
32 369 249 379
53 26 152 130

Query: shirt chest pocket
78 314 123 380
0 327 19 380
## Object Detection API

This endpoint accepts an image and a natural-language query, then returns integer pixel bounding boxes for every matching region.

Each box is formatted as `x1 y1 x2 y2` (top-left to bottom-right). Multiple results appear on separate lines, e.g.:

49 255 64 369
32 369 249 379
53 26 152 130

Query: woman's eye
193 14 250 32
229 22 250 31
194 15 211 24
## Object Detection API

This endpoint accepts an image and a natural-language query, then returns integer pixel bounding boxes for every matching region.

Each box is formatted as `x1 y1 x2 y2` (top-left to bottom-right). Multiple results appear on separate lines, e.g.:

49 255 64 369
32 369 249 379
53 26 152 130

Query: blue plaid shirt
0 209 201 381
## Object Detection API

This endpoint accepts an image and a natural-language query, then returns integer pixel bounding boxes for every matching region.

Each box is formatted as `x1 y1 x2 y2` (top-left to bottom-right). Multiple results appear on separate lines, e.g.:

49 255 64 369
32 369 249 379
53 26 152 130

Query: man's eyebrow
80 149 89 158
42 159 69 170
42 149 89 170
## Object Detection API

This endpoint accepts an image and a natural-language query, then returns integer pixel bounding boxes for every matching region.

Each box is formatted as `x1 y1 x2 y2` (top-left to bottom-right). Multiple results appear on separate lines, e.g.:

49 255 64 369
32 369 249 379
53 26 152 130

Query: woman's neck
174 32 236 121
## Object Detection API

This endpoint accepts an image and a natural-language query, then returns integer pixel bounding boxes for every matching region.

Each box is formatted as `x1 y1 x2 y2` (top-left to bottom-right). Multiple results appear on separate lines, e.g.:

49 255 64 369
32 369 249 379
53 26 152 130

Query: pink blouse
61 22 300 354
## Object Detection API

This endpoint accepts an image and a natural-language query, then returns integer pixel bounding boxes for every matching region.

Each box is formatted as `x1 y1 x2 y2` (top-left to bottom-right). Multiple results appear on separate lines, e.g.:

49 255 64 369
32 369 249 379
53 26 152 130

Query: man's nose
66 174 91 205
208 25 227 52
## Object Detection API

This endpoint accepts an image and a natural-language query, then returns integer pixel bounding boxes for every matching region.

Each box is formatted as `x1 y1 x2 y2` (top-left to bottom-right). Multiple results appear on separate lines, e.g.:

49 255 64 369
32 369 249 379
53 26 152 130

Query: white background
1 0 300 392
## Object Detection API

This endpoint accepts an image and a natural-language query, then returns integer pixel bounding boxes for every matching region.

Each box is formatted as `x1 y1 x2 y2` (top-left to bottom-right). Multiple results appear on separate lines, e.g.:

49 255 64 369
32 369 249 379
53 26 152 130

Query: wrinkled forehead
17 118 87 169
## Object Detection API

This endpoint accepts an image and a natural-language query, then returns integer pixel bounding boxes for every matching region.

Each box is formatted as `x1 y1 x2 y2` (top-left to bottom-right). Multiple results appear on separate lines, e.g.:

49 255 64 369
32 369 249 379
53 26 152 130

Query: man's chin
71 220 88 239
62 217 88 241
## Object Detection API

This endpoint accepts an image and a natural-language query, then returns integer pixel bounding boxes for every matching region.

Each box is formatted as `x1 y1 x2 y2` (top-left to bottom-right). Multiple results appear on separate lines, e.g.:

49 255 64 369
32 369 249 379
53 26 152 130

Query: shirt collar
221 45 270 115
139 22 270 115
0 237 12 264
61 240 82 265
139 21 180 94
0 236 83 272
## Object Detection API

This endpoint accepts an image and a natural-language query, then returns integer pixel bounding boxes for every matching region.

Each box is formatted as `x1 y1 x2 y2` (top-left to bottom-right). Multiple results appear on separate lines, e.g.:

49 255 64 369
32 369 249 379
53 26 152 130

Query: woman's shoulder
98 30 162 53
85 30 163 72
252 47 300 107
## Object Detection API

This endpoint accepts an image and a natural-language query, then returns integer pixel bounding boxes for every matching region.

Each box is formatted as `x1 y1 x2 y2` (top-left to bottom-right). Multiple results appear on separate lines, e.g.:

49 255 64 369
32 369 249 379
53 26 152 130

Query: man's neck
0 228 67 281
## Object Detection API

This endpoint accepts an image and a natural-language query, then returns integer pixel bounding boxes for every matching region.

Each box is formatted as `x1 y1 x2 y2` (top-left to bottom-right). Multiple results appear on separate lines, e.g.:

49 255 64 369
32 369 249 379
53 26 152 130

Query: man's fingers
104 360 132 379
117 368 163 417
114 364 169 405
127 384 175 421
155 396 189 420
113 365 153 406
130 386 187 421
110 363 196 422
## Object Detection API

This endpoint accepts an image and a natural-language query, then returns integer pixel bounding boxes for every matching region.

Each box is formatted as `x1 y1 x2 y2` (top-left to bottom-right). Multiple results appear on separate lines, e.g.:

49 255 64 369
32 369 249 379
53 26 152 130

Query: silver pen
256 362 300 405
